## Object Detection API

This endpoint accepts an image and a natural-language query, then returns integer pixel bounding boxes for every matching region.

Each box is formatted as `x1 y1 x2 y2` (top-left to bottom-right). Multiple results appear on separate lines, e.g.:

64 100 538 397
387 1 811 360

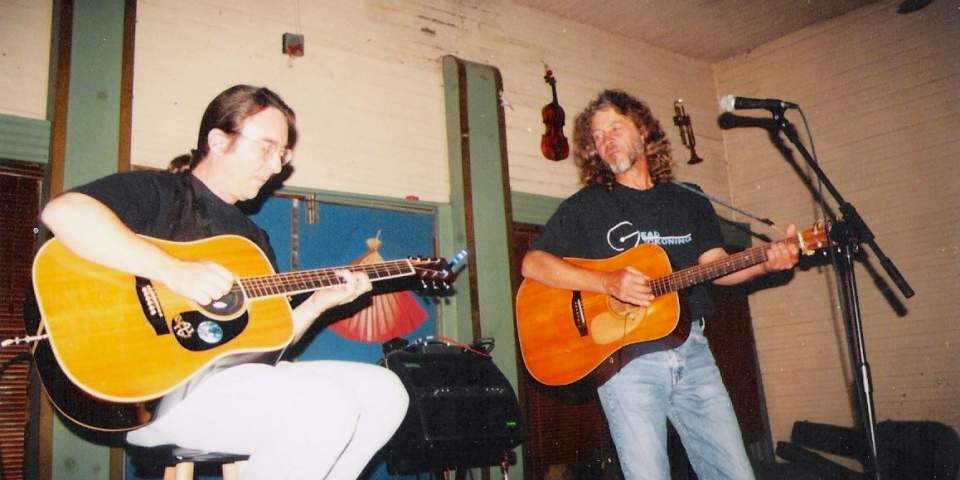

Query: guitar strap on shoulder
669 179 776 227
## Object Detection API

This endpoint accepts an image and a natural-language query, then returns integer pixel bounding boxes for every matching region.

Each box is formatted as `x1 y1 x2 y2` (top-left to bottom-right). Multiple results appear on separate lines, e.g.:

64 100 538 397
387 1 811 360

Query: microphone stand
768 108 914 480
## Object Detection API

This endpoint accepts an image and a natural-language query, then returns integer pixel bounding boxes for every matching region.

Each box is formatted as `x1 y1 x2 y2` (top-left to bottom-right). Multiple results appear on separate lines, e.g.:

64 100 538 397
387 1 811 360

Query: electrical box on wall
282 33 304 57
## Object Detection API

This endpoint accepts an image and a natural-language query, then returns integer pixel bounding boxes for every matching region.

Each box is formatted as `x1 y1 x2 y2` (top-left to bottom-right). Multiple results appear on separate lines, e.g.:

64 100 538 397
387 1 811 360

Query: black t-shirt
73 170 276 267
531 181 724 319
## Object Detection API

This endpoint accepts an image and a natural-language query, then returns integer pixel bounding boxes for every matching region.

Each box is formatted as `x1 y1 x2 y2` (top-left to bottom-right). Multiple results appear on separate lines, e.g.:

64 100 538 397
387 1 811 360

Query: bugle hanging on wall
673 99 703 165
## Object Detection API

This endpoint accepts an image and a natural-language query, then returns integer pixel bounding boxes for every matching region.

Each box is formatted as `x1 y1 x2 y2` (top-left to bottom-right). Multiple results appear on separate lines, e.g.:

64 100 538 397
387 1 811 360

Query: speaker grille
382 347 526 474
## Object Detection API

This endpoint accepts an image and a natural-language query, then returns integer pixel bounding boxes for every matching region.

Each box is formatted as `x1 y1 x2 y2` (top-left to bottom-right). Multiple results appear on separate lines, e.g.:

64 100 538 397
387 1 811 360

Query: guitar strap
669 179 775 227
164 172 212 240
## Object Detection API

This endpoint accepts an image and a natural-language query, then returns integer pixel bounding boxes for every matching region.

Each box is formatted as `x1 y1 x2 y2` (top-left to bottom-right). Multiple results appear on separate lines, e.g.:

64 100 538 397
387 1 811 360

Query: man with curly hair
521 89 799 479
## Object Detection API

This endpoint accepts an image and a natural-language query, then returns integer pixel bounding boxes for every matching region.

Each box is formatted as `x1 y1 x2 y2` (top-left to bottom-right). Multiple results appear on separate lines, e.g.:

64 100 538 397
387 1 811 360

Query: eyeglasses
235 133 294 166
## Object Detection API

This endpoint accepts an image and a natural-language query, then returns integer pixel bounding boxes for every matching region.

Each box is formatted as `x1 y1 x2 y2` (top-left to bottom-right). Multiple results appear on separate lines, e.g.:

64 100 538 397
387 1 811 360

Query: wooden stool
131 446 249 480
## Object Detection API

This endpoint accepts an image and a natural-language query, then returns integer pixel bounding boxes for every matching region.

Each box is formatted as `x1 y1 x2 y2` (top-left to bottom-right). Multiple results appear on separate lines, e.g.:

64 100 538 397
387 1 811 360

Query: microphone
672 99 703 165
719 95 798 113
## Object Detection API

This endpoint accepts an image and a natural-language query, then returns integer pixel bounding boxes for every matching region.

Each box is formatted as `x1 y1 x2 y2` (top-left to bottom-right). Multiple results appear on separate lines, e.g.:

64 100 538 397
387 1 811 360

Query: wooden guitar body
516 223 827 386
32 235 290 406
516 244 682 386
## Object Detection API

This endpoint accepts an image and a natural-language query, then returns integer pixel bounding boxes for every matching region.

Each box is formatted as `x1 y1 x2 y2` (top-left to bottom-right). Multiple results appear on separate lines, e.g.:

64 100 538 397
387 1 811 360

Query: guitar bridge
571 291 587 337
136 277 169 335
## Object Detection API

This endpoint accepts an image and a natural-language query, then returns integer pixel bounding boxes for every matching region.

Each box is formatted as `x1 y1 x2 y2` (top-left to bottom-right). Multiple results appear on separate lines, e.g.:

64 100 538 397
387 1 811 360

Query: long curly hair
572 89 673 189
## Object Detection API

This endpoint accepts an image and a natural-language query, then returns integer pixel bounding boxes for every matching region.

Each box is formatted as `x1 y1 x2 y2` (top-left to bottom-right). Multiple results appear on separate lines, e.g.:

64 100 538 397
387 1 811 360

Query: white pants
127 360 410 480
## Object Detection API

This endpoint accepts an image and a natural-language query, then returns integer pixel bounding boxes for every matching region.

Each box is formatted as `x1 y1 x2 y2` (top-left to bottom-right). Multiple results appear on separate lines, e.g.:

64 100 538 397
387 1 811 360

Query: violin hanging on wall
541 68 569 161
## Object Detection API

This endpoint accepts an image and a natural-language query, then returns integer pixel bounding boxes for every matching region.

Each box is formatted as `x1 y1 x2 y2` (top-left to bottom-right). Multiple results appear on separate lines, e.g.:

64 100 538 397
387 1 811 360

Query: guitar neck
238 260 415 299
650 237 794 296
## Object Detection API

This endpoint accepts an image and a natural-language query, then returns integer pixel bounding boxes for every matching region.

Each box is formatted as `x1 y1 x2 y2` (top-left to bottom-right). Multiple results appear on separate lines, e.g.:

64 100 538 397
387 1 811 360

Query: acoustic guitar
28 234 457 431
515 224 828 386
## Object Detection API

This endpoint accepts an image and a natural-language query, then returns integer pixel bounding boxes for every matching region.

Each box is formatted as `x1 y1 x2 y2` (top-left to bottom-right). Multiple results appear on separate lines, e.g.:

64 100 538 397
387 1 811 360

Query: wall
128 0 724 203
714 0 960 456
0 0 728 233
0 1 52 120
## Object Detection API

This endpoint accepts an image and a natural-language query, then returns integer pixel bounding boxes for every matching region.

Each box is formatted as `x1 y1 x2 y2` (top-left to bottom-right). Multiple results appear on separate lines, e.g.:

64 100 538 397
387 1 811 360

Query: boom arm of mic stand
773 111 914 299
836 202 915 298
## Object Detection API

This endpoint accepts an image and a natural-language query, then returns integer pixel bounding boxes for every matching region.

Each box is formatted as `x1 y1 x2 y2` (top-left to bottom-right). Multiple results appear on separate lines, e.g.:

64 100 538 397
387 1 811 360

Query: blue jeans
597 321 755 480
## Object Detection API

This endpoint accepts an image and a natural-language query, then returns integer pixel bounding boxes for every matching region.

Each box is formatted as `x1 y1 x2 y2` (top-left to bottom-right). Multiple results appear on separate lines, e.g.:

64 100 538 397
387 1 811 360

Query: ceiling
514 0 880 62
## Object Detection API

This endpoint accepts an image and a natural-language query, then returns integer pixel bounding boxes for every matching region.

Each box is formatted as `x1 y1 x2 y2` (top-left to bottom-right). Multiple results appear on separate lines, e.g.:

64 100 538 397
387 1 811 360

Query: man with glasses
40 85 409 479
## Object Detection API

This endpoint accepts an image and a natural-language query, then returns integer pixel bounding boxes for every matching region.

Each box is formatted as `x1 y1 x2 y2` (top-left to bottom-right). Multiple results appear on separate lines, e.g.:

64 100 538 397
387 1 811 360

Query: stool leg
175 461 194 480
222 460 245 480
163 466 176 480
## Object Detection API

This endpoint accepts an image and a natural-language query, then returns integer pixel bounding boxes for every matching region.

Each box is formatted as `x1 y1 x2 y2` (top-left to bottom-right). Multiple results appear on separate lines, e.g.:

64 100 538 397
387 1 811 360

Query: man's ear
208 128 232 156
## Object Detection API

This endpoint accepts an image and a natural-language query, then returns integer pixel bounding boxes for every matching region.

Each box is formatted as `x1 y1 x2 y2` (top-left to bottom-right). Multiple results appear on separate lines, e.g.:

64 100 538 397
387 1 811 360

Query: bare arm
521 249 654 307
710 224 800 286
41 192 235 305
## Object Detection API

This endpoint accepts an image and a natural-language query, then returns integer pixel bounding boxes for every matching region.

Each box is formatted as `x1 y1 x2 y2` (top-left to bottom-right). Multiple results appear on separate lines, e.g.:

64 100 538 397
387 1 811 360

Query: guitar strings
240 260 412 297
236 259 445 298
651 246 768 294
654 232 815 294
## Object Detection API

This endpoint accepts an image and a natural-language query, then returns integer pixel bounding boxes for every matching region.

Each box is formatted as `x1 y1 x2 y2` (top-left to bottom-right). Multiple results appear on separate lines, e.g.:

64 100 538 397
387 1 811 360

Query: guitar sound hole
204 288 244 317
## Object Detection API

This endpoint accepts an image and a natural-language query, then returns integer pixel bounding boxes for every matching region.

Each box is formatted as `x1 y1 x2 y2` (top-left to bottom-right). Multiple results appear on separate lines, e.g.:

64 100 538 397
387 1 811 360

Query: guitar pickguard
590 304 648 345
135 276 249 350
171 310 248 351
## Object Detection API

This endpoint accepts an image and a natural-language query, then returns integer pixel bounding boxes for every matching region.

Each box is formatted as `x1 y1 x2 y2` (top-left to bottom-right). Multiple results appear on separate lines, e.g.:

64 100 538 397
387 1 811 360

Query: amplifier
381 342 526 474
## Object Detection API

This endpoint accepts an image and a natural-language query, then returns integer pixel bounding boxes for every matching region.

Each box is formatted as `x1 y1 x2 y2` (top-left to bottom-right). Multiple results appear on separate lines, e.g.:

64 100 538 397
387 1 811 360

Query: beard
608 157 634 174
606 143 644 174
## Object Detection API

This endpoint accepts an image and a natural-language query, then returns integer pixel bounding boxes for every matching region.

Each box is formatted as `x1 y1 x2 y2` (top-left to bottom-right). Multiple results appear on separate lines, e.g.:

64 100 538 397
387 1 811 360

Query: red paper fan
329 235 428 342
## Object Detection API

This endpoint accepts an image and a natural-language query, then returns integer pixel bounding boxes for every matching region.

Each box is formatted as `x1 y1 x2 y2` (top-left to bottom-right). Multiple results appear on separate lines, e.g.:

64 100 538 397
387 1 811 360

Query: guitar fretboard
649 237 796 296
237 260 415 298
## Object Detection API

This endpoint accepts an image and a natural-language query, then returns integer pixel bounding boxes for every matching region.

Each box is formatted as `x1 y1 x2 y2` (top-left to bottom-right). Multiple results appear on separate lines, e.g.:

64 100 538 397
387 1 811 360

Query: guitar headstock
797 221 830 256
408 250 467 295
